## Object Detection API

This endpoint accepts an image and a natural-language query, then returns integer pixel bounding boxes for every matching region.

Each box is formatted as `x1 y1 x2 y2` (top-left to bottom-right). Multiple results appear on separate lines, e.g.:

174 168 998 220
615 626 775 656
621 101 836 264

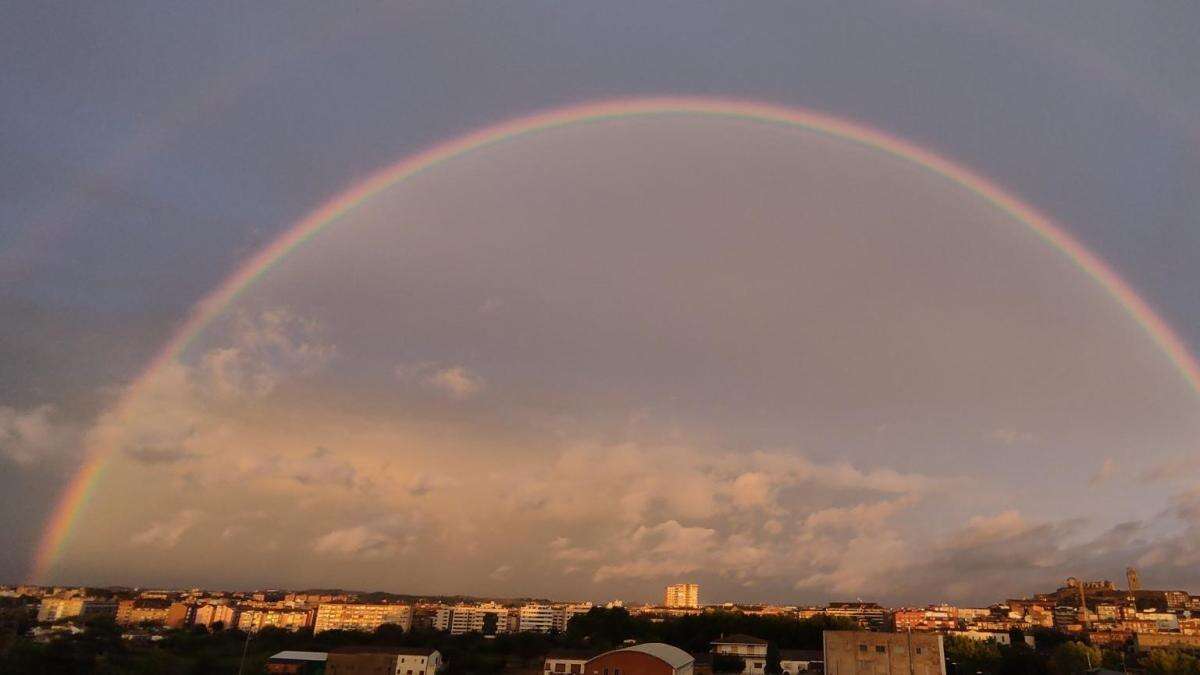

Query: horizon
4 2 1200 611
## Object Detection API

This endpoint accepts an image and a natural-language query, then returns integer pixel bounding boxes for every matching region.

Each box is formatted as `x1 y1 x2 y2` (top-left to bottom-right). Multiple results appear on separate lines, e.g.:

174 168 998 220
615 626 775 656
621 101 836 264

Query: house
546 649 599 675
710 634 769 673
823 631 945 675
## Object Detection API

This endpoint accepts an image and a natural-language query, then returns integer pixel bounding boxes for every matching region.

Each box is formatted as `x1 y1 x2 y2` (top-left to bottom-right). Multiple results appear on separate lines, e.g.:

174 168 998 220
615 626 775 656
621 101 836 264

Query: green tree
945 635 1002 674
1049 641 1101 675
1140 648 1200 675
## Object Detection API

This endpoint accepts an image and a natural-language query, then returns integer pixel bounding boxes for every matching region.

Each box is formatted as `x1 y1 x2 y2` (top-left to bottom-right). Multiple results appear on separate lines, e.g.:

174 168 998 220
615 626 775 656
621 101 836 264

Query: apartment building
237 608 314 633
313 602 413 633
664 584 700 609
36 597 118 623
434 602 511 636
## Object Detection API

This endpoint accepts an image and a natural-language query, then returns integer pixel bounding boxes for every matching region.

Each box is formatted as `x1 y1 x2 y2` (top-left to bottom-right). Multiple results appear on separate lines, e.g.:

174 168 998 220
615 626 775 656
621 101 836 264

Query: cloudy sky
3 3 1200 606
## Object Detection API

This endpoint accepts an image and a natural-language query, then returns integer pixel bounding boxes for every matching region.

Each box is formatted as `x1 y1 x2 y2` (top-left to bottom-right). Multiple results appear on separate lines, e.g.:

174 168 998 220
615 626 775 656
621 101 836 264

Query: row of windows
857 644 924 655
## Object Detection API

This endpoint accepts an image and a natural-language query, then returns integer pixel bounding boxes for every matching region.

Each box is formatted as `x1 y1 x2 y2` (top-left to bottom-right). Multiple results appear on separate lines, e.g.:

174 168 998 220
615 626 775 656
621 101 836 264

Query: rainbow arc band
30 96 1200 583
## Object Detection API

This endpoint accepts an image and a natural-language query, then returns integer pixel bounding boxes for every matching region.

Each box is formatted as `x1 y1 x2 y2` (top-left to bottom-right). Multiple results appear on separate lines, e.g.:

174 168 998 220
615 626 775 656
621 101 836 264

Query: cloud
312 515 420 560
396 362 486 399
1089 457 1117 487
124 446 201 465
196 308 335 399
988 428 1034 445
1138 455 1200 484
489 565 514 581
130 510 203 548
0 403 76 465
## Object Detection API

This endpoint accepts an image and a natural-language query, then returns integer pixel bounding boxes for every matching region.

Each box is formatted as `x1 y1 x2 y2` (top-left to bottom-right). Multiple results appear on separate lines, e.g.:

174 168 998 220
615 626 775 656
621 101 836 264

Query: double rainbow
30 96 1200 582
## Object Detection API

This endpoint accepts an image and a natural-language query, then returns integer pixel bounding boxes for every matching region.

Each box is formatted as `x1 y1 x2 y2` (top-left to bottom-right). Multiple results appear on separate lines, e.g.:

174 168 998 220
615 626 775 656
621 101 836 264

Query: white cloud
131 510 203 548
396 361 486 399
0 403 75 465
312 515 420 560
489 565 514 581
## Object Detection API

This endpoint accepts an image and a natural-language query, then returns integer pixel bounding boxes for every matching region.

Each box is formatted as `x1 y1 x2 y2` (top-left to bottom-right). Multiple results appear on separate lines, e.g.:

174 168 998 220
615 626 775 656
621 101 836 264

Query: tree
945 635 1001 674
1049 641 1101 675
766 642 782 674
1140 648 1200 675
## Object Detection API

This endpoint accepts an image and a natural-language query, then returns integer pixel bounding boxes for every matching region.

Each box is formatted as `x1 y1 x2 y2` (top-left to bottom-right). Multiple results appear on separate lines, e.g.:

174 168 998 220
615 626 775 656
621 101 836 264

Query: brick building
585 643 695 675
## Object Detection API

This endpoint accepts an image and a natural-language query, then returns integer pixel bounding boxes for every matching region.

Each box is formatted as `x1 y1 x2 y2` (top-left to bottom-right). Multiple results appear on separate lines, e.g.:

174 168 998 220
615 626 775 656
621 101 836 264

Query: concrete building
710 634 769 673
238 608 314 633
193 602 239 629
822 630 945 675
165 602 196 628
1134 633 1200 652
949 630 1034 647
586 643 695 675
561 603 595 630
520 603 559 632
314 602 413 633
665 584 700 609
36 597 118 623
434 603 510 635
326 646 442 675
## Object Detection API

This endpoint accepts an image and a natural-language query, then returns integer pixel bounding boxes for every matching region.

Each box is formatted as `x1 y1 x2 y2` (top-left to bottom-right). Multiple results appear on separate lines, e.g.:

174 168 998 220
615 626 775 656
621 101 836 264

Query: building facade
664 584 700 609
823 631 945 675
314 602 413 633
710 634 769 673
586 643 695 675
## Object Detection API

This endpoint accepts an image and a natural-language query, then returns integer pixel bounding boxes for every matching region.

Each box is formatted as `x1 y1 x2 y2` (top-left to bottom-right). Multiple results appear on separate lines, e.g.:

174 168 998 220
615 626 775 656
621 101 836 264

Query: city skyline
3 3 1200 608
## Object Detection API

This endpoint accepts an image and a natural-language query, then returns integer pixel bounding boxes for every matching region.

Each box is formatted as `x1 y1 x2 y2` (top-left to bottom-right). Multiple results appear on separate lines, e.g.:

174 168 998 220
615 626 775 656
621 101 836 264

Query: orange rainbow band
31 96 1200 583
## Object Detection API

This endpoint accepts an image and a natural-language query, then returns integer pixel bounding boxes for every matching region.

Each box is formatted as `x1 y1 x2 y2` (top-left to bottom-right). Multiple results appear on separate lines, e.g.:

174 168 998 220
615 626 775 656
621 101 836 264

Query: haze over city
3 2 1200 615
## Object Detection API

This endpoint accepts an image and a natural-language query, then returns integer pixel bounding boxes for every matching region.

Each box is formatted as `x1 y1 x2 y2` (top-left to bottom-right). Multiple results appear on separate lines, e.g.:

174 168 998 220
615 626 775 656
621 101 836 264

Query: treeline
0 608 856 674
944 633 1200 675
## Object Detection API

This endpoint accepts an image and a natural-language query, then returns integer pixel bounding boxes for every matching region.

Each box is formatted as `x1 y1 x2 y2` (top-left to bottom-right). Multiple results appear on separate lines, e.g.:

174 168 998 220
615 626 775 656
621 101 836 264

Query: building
949 630 1035 647
546 650 599 675
36 597 118 623
1134 633 1200 652
314 602 413 633
891 606 957 631
116 599 172 626
778 650 822 674
710 634 769 673
665 584 700 609
824 603 887 630
266 651 327 675
586 643 695 675
237 608 314 633
326 646 442 675
520 604 559 632
193 603 239 629
434 603 510 635
561 603 594 630
823 630 945 675
165 602 196 628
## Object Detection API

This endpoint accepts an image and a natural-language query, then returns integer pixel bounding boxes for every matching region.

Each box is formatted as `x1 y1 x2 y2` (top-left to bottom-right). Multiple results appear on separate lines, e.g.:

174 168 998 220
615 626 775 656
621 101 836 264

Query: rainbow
30 96 1200 583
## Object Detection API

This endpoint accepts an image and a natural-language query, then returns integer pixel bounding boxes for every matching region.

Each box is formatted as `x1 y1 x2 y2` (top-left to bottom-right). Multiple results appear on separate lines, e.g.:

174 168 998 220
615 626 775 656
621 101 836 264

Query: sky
2 2 1199 606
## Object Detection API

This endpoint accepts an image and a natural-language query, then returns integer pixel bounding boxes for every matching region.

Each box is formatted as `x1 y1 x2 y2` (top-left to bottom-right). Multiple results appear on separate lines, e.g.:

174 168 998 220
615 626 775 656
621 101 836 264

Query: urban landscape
5 2 1200 674
3 574 1200 673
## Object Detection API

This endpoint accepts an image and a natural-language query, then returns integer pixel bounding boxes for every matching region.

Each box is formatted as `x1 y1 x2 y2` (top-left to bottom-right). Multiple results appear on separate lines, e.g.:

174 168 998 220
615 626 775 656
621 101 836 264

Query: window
859 644 867 653
916 647 923 655
556 665 565 673
572 665 582 674
754 663 763 669
875 646 886 653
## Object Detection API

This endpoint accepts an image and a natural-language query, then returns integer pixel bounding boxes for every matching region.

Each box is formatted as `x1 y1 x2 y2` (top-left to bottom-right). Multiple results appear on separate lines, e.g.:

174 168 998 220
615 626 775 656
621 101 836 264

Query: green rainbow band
31 96 1200 582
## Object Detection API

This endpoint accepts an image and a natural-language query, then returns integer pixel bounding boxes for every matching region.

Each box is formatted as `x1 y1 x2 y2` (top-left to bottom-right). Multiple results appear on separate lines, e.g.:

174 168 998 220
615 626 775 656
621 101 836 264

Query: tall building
193 603 239 629
664 584 699 609
237 608 314 633
313 603 412 633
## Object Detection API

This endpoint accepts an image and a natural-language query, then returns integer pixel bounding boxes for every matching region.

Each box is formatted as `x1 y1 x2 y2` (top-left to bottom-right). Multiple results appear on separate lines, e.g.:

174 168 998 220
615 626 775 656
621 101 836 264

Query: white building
520 604 559 632
434 603 510 635
396 647 444 675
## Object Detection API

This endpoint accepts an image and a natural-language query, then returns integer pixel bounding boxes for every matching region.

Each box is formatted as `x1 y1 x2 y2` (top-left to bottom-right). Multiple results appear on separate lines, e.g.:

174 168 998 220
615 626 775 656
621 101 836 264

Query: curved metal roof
593 643 695 669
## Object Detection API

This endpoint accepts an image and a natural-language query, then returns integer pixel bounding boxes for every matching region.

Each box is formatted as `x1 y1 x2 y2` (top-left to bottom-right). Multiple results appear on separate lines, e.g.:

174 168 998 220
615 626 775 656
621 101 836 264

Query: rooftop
596 643 694 669
712 634 768 645
269 651 328 662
